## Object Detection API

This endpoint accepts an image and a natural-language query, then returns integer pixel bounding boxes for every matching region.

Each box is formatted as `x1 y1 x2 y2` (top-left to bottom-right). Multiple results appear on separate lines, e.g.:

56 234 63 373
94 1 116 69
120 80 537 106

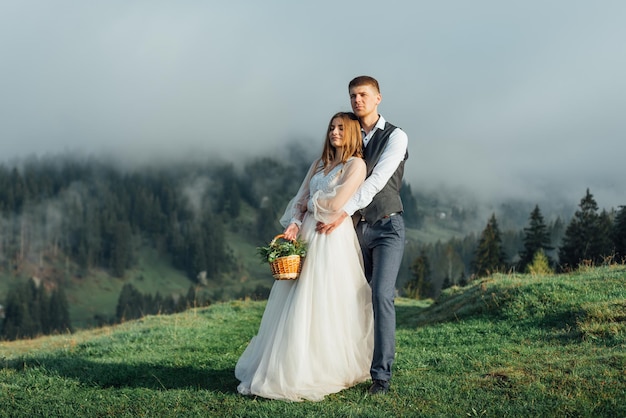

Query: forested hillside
0 153 311 333
1 154 624 339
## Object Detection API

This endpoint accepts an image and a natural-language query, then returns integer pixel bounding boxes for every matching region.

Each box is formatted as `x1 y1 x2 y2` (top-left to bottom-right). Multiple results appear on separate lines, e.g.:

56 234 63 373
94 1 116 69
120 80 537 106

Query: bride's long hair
319 112 363 170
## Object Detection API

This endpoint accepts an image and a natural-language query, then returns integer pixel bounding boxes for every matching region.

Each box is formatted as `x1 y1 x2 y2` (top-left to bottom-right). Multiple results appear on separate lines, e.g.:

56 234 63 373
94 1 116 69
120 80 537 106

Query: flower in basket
257 234 307 263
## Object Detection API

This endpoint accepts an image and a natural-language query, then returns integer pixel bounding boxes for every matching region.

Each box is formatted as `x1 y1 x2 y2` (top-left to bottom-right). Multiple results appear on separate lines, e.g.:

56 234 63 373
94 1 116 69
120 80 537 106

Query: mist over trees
1 153 624 338
0 156 244 281
0 153 315 337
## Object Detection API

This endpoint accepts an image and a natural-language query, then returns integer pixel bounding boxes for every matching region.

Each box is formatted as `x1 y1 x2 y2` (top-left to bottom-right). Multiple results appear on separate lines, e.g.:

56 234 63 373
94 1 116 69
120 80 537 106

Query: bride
235 112 374 402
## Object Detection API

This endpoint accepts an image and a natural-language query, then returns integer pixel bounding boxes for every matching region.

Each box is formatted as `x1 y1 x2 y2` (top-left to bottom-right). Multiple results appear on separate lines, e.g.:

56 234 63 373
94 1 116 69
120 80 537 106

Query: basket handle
270 234 287 246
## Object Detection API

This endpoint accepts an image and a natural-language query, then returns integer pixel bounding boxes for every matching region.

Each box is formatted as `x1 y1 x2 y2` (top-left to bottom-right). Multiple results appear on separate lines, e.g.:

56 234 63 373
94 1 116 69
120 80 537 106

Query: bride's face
328 117 345 149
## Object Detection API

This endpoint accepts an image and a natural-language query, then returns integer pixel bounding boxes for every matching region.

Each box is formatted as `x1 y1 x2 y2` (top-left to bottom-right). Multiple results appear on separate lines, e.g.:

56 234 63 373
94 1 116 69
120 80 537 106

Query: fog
2 1 625 211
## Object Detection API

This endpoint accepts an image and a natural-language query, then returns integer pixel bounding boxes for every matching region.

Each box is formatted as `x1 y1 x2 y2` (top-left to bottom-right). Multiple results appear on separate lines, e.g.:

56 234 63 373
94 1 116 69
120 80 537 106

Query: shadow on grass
3 355 239 393
396 302 432 330
395 292 588 345
395 285 502 330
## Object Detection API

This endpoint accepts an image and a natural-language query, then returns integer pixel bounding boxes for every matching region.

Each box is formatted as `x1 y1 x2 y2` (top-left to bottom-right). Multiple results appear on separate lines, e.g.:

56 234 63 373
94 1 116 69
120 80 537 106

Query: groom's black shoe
368 379 389 395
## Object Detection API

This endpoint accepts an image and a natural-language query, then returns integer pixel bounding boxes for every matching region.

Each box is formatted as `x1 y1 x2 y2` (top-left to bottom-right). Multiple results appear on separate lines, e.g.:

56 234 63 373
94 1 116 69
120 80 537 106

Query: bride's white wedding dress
235 158 374 402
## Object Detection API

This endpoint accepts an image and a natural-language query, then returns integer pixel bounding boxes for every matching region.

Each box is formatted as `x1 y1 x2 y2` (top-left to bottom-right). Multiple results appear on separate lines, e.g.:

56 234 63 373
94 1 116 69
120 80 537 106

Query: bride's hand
283 223 300 241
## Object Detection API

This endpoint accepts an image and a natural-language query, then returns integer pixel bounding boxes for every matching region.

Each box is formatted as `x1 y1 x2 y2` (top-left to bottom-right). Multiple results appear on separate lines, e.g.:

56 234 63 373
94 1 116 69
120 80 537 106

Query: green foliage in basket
257 236 307 263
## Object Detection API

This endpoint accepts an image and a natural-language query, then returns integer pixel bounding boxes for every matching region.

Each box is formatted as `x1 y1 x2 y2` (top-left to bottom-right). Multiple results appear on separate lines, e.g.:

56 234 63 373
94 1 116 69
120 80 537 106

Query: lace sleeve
278 159 320 228
310 158 366 224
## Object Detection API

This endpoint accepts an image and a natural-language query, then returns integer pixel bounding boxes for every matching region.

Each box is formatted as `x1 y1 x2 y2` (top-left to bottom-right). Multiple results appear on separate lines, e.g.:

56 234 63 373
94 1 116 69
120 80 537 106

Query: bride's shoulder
346 156 366 168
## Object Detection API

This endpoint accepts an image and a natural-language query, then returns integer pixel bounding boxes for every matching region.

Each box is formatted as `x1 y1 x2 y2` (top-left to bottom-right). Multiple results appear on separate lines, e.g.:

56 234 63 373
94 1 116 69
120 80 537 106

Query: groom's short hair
349 75 380 94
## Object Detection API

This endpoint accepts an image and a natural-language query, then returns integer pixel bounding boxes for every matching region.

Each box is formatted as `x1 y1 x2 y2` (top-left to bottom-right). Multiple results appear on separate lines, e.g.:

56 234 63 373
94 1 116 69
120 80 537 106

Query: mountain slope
1 265 625 417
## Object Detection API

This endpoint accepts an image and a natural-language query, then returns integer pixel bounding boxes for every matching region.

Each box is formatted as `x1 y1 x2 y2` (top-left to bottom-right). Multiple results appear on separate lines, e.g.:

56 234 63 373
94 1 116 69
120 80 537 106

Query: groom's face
349 84 381 119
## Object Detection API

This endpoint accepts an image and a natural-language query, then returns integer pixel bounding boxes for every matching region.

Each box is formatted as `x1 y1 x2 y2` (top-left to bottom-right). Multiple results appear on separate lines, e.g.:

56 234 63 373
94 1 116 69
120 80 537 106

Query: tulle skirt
235 215 374 401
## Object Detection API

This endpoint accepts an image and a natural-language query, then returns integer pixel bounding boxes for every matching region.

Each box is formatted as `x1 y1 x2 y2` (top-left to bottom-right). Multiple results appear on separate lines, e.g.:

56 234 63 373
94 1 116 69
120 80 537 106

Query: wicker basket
270 254 303 280
268 234 304 280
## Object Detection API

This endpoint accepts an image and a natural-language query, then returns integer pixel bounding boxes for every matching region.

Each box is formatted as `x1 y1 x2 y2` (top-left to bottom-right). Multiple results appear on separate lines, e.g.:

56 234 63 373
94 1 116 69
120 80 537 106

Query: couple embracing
235 75 409 402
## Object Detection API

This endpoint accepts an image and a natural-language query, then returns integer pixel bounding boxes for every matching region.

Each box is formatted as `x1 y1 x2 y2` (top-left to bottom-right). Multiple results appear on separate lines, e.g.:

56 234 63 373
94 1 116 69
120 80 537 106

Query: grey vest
360 122 408 224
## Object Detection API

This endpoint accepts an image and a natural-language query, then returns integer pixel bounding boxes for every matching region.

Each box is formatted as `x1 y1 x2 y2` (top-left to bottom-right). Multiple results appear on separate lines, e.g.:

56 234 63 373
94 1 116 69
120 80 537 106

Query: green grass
65 247 197 328
0 241 275 330
0 211 434 332
1 266 625 417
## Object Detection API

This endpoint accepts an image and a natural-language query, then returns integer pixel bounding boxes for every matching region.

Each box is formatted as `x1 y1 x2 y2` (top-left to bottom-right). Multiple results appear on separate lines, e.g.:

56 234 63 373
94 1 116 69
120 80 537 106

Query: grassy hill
1 265 625 417
0 191 485 331
0 228 278 330
0 219 451 331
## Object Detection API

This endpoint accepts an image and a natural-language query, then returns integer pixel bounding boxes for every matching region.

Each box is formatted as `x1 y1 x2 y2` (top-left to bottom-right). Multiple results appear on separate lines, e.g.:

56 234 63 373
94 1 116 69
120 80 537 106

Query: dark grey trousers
356 214 405 382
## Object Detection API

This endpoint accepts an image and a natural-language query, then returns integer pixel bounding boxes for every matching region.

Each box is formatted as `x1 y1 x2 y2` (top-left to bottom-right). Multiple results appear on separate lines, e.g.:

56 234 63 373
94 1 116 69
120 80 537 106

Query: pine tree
163 294 178 314
558 189 611 270
48 286 72 334
115 283 145 322
110 221 132 278
25 279 43 337
256 204 279 242
228 182 241 218
404 251 432 299
549 217 566 253
518 205 553 273
153 291 165 314
400 182 422 228
439 244 465 289
9 167 26 213
1 286 27 340
596 209 615 262
527 249 553 276
1 279 72 340
472 213 507 278
613 206 626 262
218 164 241 218
184 285 198 310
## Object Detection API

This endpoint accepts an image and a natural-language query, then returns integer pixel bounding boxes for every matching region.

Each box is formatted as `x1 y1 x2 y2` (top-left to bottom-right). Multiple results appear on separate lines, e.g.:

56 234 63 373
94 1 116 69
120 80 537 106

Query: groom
317 75 408 395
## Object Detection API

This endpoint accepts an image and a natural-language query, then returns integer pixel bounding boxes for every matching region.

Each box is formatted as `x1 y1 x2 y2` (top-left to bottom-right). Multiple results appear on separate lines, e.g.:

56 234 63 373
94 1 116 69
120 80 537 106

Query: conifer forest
1 154 624 340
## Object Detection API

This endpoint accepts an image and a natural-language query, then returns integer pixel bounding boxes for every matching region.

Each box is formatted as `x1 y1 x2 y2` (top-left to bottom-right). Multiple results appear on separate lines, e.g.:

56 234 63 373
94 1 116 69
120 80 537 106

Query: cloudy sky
1 1 625 209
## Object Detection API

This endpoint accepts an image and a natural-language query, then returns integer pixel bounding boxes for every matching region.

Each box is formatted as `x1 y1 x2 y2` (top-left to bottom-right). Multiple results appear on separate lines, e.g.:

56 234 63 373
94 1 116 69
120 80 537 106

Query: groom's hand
316 212 348 234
